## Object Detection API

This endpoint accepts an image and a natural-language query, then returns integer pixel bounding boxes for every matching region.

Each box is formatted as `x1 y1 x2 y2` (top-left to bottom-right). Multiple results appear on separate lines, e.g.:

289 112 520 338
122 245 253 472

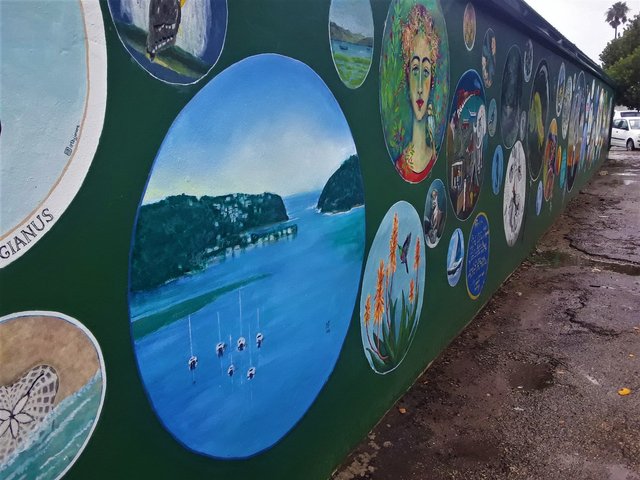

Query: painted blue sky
329 0 374 37
144 54 357 204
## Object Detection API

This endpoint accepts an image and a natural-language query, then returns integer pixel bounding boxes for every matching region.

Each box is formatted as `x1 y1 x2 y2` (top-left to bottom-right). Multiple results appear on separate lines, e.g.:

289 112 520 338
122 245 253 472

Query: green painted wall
0 0 614 478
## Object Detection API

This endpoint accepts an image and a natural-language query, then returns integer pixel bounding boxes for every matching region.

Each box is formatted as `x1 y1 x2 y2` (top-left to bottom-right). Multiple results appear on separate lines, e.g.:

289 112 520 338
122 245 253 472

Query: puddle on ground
508 362 555 391
530 250 640 276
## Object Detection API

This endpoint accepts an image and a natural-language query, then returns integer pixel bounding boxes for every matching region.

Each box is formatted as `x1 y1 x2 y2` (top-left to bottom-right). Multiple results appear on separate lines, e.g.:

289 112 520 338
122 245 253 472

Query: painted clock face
503 140 527 247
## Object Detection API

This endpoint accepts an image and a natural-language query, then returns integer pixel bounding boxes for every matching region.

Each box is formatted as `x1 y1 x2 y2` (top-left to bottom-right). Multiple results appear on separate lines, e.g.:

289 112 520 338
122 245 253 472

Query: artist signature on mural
64 125 80 156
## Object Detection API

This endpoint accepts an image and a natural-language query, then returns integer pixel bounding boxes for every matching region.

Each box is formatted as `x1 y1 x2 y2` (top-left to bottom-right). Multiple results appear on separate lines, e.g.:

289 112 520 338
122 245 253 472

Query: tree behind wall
601 13 640 109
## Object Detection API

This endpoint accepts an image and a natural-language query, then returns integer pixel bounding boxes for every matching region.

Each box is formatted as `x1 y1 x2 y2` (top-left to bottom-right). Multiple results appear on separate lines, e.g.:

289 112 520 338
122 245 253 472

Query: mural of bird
398 232 411 274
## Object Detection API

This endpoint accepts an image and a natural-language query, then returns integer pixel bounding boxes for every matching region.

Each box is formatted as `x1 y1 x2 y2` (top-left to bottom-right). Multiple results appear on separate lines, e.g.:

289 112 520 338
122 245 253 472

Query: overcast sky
523 0 639 65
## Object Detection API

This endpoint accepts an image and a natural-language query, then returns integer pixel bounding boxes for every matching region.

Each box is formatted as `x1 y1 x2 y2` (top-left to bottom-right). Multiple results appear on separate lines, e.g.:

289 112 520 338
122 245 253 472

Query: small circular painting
556 62 565 117
447 70 487 220
503 140 527 247
482 29 497 88
466 212 490 300
492 145 504 195
523 39 533 82
501 45 523 149
424 178 447 248
380 0 450 184
360 201 426 374
329 0 374 89
567 71 586 192
488 98 498 137
561 74 573 140
543 119 558 201
527 60 550 180
447 228 465 287
0 311 105 480
536 181 543 215
107 0 228 84
463 3 476 51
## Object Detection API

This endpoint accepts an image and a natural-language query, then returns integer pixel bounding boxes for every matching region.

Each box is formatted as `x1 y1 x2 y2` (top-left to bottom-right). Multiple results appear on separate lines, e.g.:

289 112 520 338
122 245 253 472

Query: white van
611 117 640 150
614 110 640 119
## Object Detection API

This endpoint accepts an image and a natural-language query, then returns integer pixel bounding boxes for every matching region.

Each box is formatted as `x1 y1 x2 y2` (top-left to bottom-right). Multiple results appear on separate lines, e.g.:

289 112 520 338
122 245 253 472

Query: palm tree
605 1 630 38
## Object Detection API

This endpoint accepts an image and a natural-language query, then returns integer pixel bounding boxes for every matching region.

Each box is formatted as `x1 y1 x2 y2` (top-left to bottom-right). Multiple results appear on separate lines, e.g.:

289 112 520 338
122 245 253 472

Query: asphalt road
334 149 640 480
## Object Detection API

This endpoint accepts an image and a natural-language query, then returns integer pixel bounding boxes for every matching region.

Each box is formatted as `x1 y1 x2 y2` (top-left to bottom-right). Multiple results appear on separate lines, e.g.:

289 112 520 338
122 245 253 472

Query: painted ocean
1 372 103 480
130 191 364 458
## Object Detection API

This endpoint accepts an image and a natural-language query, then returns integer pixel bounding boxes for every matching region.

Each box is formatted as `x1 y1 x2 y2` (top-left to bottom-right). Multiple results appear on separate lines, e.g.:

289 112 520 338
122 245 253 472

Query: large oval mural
0 311 106 480
500 45 523 149
128 54 366 458
447 70 487 220
360 201 426 374
503 140 527 247
567 71 586 191
380 0 450 184
527 60 549 180
329 0 374 89
0 0 107 267
107 0 227 84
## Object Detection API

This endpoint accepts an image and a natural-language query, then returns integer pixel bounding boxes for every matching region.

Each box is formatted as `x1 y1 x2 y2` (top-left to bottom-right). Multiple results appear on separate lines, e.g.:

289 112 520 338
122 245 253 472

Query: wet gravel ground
333 150 640 480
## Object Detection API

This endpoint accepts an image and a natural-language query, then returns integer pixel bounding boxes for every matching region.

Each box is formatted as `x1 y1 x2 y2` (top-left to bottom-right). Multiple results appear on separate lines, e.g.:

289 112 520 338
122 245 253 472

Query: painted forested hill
317 155 365 213
330 22 374 47
131 193 289 291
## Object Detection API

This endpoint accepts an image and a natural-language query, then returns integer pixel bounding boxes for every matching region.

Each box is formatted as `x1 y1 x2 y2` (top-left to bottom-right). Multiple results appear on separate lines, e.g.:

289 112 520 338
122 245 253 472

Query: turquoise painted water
130 192 364 458
1 372 103 480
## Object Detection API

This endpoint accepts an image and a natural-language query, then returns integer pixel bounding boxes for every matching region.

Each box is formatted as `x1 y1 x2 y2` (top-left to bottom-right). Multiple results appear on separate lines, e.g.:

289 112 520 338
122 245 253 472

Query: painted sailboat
215 312 226 357
186 314 198 383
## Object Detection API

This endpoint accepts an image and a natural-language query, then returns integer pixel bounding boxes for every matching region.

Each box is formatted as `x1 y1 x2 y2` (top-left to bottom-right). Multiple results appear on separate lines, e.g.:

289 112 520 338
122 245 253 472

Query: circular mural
360 201 426 374
559 147 568 189
520 109 527 142
567 71 586 192
107 0 227 84
380 0 450 184
329 0 374 89
503 140 527 247
463 3 477 51
543 119 558 201
492 145 504 195
556 62 565 117
527 60 549 180
447 70 487 221
0 311 105 480
500 45 523 149
482 29 497 88
466 212 490 300
523 39 533 82
447 228 465 287
561 74 573 140
488 98 498 137
129 54 366 458
536 181 543 215
0 0 107 268
424 179 447 248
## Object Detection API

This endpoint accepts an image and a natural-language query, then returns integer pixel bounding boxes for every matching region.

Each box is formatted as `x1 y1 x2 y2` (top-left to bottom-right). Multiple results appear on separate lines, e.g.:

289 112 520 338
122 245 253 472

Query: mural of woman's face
408 33 432 122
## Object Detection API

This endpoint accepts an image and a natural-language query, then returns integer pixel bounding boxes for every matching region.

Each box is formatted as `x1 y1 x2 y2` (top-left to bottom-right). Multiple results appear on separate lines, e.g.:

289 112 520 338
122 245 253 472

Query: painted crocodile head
146 0 182 61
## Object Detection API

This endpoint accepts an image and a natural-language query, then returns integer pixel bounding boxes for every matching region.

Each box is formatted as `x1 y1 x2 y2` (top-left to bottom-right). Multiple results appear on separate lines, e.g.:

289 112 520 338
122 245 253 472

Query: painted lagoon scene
329 0 374 89
129 55 365 458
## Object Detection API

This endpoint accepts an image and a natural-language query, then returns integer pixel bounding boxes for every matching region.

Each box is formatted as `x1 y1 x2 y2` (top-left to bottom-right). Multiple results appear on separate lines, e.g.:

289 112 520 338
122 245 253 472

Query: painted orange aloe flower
364 295 372 327
374 260 385 325
389 213 399 274
409 279 415 303
414 236 421 271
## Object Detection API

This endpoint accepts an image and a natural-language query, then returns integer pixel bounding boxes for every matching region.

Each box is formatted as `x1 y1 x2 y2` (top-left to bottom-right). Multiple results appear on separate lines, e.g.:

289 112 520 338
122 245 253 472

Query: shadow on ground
333 150 640 480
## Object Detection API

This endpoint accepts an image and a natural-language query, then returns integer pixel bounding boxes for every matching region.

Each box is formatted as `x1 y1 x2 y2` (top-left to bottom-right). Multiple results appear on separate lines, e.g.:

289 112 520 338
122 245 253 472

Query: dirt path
333 150 640 480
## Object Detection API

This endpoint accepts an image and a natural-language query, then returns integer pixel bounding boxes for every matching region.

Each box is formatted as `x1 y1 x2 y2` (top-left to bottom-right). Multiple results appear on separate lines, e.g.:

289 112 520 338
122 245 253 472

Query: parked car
611 117 640 150
614 110 640 119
